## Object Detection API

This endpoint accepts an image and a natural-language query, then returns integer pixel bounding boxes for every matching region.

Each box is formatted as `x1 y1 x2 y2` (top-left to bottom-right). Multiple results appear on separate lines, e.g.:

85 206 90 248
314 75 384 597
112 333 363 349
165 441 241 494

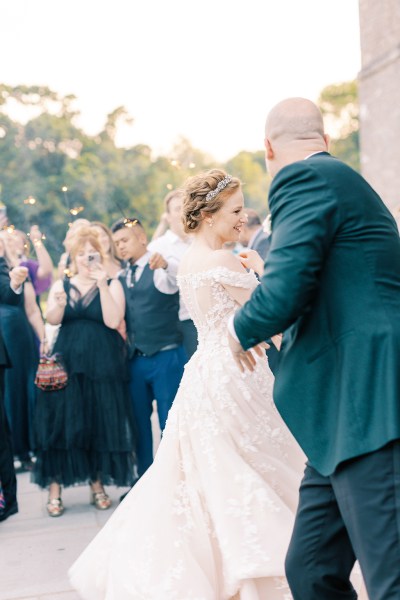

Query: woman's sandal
46 496 64 517
90 490 112 510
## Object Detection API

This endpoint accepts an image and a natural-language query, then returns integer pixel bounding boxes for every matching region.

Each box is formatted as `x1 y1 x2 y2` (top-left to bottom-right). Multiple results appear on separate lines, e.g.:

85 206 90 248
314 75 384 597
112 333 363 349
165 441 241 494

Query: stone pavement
1 406 161 600
0 469 131 600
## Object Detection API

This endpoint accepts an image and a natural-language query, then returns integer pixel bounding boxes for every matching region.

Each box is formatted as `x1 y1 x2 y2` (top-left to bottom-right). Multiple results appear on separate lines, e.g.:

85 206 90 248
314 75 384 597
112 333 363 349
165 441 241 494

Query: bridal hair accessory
205 175 232 202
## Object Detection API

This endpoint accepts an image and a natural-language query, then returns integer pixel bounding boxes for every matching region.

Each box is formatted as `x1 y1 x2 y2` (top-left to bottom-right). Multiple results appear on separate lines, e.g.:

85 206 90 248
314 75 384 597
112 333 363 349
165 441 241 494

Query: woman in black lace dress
33 228 136 517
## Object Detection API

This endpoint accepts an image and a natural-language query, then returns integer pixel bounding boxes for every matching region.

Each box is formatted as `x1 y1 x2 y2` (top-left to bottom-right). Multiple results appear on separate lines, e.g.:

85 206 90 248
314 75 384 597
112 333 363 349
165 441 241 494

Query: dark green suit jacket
234 152 400 475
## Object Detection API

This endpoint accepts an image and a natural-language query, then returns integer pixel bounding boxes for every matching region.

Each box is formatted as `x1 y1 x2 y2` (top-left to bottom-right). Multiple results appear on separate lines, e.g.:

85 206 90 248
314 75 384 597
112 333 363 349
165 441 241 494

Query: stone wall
358 0 400 221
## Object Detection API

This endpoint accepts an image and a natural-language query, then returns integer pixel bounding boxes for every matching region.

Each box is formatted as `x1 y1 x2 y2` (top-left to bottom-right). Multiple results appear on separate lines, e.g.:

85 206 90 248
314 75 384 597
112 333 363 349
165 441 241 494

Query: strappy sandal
90 490 112 510
46 496 64 517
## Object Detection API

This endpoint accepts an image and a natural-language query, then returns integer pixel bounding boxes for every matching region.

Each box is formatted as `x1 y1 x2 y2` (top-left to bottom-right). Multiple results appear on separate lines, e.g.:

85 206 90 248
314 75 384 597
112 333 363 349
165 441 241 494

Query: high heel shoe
90 490 112 510
46 496 64 517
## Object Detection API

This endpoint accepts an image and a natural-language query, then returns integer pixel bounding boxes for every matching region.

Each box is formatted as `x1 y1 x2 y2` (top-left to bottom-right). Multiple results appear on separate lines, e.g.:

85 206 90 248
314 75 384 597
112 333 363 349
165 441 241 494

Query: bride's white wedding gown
68 267 311 599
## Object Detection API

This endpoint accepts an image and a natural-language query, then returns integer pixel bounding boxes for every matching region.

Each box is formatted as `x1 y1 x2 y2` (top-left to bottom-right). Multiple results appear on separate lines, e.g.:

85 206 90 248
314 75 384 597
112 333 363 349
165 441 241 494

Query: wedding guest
239 207 271 260
32 227 136 517
229 97 400 599
0 231 45 472
148 189 197 358
90 221 126 340
0 262 30 522
14 226 53 303
111 217 186 481
57 218 91 279
90 222 122 278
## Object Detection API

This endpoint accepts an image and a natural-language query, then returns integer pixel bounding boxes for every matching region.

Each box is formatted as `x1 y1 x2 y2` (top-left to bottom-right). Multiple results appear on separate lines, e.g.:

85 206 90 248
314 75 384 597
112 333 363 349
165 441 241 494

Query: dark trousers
0 370 17 510
178 319 198 360
285 440 400 599
128 346 186 477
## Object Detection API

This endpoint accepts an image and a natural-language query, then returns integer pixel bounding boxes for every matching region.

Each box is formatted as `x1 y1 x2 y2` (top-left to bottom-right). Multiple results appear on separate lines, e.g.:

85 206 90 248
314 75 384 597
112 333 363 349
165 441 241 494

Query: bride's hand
271 334 283 351
228 333 268 373
237 249 264 276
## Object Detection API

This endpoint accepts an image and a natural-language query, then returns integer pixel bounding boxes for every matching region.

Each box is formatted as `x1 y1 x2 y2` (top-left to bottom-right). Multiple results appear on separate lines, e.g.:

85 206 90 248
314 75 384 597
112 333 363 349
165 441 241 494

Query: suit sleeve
234 162 340 349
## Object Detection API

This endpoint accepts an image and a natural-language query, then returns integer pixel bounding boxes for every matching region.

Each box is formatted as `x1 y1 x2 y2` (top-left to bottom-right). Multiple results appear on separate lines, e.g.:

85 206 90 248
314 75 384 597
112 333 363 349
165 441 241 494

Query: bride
68 169 309 599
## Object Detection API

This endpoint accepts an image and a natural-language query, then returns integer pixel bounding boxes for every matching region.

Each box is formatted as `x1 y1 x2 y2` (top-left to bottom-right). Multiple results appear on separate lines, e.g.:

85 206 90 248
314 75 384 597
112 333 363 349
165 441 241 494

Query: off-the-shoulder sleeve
212 266 259 289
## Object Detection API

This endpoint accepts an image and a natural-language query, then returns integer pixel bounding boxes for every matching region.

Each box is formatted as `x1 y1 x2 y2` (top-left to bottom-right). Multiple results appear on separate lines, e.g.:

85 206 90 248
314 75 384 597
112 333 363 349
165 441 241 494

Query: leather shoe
0 500 18 522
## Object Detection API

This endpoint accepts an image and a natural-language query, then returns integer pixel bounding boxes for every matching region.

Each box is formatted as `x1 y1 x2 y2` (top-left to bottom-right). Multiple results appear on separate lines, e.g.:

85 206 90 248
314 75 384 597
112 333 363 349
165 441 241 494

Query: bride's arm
216 251 281 351
212 250 258 307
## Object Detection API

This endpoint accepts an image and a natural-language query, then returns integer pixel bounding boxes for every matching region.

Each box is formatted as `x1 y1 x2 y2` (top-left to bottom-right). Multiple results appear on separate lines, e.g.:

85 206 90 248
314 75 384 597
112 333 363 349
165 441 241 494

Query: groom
228 97 400 599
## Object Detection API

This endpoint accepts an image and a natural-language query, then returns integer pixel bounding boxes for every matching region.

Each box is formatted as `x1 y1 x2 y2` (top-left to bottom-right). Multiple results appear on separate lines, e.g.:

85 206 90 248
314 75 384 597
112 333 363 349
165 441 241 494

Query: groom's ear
264 138 274 160
323 133 330 151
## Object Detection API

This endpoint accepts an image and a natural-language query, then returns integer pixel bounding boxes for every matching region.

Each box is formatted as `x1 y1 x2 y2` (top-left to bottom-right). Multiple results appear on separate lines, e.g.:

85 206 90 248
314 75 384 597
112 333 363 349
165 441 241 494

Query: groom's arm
233 162 340 350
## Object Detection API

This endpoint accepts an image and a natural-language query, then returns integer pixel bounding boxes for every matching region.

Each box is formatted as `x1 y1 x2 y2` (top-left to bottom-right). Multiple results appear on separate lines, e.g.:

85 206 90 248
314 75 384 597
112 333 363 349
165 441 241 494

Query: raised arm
234 162 340 350
29 225 54 280
45 279 67 325
23 280 46 352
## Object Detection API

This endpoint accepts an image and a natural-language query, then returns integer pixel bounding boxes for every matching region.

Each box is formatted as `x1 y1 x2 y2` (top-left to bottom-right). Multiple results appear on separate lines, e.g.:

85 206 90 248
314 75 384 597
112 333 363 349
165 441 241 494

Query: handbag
34 353 68 391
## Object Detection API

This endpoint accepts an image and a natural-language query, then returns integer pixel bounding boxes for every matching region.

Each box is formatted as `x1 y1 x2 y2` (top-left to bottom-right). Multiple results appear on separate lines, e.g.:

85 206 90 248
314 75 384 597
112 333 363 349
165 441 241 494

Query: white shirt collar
134 251 151 268
304 151 325 160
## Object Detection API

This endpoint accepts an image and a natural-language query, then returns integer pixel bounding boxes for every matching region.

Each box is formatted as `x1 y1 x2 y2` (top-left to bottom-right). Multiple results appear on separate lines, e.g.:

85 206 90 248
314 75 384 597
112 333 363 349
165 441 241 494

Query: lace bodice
177 266 258 345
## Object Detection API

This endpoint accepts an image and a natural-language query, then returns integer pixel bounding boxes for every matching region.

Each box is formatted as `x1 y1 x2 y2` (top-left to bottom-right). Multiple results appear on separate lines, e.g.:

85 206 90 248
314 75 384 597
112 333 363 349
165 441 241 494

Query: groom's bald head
264 98 329 177
265 97 325 143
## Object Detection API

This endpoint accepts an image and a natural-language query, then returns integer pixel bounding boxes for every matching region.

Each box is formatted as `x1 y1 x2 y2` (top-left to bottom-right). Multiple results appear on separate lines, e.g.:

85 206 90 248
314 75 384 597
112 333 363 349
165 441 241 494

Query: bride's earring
208 219 213 227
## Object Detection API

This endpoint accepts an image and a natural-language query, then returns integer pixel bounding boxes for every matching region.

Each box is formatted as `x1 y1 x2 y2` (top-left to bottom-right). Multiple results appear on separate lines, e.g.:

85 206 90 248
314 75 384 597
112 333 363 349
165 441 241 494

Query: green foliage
0 81 359 261
318 80 360 171
226 151 270 218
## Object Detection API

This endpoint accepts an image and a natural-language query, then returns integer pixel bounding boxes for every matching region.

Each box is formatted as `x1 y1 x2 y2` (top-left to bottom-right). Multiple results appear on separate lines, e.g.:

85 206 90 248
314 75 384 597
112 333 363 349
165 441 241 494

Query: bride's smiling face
211 189 248 243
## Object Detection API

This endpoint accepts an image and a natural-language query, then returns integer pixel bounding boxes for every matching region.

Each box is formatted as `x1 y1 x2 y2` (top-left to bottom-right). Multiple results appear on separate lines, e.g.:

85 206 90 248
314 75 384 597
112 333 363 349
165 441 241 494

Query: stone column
358 0 400 221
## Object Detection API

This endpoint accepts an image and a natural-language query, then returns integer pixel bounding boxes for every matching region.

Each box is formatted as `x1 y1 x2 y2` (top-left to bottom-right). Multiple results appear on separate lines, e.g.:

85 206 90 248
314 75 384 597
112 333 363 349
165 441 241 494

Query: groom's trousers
285 439 400 599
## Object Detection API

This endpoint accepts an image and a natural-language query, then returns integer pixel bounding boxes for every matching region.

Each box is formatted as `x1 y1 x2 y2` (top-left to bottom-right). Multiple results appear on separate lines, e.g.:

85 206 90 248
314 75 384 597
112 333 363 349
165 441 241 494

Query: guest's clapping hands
149 252 168 270
9 266 29 290
238 249 264 277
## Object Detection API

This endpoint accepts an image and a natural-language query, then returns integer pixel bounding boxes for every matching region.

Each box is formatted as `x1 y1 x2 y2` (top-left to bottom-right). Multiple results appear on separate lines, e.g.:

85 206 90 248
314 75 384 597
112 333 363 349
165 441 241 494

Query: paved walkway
0 469 131 600
1 407 161 600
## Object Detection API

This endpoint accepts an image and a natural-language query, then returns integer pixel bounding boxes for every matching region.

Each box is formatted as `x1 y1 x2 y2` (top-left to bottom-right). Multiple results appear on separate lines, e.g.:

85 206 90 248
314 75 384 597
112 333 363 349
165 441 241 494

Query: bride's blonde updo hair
181 168 241 233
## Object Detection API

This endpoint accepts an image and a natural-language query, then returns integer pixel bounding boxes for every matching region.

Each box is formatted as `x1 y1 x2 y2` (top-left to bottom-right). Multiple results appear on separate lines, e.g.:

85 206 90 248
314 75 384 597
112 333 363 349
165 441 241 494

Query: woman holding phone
32 227 137 517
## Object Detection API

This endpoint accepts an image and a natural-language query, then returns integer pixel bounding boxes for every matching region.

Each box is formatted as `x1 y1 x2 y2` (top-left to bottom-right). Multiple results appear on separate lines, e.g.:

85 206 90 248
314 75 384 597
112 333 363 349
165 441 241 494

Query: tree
318 80 360 171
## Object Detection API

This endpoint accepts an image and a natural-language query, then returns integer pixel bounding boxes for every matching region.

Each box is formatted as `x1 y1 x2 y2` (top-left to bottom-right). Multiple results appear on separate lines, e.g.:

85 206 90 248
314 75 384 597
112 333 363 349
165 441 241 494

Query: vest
120 264 182 357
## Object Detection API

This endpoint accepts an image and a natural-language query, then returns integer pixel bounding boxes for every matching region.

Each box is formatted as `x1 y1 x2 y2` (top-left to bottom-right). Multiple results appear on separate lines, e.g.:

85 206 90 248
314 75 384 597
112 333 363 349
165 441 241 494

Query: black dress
33 279 136 488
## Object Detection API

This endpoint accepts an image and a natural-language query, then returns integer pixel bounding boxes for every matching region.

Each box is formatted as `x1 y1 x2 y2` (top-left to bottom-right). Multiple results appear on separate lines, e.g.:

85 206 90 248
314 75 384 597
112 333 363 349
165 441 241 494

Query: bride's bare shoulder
178 248 246 277
208 249 246 273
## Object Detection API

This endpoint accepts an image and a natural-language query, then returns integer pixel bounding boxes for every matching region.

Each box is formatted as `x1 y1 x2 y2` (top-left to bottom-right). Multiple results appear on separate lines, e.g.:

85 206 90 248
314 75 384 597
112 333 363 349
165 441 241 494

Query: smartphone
87 252 101 266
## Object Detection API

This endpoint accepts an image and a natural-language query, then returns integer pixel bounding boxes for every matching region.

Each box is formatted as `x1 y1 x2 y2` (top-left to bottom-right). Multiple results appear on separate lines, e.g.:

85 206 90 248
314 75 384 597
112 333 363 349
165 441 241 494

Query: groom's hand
228 331 268 373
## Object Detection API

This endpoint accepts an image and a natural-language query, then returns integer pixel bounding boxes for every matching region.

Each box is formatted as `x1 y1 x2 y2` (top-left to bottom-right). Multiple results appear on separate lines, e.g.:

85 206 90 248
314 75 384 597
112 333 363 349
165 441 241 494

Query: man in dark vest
229 98 400 599
0 262 29 522
111 218 186 482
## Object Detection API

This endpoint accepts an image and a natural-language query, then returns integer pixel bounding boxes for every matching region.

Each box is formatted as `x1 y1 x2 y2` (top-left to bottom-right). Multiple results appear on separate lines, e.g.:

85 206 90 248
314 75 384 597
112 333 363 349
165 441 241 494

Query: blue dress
0 258 38 460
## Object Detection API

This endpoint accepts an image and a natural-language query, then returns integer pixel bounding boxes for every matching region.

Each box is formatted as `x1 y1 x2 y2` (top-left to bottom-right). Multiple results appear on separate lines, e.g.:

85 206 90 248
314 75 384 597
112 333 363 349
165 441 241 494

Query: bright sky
1 0 361 161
